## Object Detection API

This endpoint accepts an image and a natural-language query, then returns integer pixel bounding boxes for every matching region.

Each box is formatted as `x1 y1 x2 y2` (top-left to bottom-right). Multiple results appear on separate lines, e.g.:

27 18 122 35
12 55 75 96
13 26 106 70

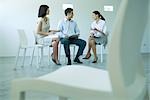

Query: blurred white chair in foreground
11 0 149 100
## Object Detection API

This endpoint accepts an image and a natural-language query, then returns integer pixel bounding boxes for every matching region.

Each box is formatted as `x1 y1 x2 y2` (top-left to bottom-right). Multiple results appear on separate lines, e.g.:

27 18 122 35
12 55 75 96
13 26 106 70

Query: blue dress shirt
57 18 80 38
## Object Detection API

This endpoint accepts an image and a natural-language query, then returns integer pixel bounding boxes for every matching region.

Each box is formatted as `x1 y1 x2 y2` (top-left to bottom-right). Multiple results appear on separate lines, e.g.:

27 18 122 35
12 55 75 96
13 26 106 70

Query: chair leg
15 47 21 66
40 47 44 65
30 47 35 65
100 45 103 63
36 47 40 68
20 92 26 100
60 44 67 63
58 96 68 100
22 48 26 67
48 47 51 65
73 46 75 59
59 44 61 62
144 89 149 100
12 91 26 100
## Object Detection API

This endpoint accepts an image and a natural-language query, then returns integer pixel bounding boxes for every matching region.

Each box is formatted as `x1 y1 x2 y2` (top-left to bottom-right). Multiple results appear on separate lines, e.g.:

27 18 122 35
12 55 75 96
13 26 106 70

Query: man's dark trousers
60 38 86 59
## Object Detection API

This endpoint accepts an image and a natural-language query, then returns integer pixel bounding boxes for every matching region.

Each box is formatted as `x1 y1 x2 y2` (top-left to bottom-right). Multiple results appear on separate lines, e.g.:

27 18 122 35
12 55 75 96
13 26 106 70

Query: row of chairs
15 29 107 68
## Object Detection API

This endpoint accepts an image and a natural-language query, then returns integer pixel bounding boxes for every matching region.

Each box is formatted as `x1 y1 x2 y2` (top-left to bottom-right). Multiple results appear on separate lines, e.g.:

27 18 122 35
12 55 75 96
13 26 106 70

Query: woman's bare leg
51 38 59 63
84 36 93 57
90 39 97 61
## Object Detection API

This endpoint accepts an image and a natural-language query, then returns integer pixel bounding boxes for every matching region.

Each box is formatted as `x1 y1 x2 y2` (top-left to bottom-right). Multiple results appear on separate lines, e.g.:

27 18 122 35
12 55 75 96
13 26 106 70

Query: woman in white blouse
83 11 106 63
36 5 61 65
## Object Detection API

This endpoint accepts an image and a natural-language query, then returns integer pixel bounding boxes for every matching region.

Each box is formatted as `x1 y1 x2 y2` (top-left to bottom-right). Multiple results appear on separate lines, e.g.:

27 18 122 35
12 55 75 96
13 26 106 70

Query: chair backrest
103 25 107 35
107 0 148 98
17 29 28 47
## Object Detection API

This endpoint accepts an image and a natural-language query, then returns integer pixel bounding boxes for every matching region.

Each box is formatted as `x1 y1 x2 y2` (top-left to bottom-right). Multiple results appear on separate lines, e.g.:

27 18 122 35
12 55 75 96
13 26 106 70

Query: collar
96 19 101 24
94 19 104 24
64 18 73 22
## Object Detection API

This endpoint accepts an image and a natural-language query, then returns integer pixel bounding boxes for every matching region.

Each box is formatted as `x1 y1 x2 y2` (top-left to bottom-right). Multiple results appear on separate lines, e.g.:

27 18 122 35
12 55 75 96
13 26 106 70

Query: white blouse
90 19 105 37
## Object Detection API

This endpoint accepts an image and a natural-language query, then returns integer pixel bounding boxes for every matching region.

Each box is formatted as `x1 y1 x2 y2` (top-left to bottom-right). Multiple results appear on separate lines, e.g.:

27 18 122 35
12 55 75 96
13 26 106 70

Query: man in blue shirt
58 8 86 65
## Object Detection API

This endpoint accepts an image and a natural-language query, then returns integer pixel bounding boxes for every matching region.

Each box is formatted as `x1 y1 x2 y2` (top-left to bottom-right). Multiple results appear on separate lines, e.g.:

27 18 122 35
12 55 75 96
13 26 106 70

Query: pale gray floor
0 53 149 100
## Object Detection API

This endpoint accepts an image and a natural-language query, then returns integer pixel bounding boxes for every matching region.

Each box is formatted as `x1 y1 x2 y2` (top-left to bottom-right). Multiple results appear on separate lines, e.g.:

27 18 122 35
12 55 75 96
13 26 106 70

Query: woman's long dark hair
93 11 105 21
38 5 49 18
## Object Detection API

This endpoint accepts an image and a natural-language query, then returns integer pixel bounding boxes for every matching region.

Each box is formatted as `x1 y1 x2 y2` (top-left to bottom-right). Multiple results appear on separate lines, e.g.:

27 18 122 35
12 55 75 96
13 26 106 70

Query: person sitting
35 5 61 65
83 11 107 63
58 8 86 65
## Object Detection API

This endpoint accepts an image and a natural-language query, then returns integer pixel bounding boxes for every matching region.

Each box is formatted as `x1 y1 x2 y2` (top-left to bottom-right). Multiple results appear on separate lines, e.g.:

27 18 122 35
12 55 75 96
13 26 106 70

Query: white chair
15 29 52 68
31 34 59 66
96 25 108 63
30 32 53 66
15 29 35 67
11 0 149 100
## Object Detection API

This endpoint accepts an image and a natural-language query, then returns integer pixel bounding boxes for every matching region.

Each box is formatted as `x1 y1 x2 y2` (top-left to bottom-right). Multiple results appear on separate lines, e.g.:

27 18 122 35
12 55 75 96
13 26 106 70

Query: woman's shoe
83 53 91 59
52 59 61 65
51 53 56 63
52 58 61 65
55 60 61 65
51 53 61 65
55 62 61 65
92 57 98 63
52 58 56 63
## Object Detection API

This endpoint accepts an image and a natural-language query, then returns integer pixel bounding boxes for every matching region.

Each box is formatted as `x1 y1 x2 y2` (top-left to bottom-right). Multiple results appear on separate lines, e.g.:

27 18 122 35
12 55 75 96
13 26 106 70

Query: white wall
0 0 149 57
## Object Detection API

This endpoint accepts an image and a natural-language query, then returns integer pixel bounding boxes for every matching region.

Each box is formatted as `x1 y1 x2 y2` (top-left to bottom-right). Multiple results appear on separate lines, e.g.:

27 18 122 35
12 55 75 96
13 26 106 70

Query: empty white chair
15 29 35 67
15 29 52 68
11 0 149 100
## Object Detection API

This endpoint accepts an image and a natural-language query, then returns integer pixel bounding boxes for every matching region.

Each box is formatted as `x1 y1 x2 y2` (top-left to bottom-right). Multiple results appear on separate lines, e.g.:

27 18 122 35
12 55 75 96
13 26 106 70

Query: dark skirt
94 35 107 48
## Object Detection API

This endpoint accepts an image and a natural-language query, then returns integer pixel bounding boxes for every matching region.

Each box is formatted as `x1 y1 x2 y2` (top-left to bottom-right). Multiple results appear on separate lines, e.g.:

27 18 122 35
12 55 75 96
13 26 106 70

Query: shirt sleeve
95 21 106 37
102 21 106 32
74 22 80 35
57 20 64 38
91 22 95 29
90 22 96 34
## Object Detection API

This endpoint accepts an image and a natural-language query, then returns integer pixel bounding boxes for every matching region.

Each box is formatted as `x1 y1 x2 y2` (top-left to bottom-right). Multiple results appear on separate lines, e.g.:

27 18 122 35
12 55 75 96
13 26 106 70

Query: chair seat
35 44 50 47
32 65 113 100
12 65 113 100
20 45 33 49
38 65 112 92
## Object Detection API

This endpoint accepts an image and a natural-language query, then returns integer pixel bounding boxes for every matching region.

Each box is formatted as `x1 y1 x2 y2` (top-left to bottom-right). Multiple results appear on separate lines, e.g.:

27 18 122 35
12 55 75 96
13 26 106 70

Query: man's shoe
67 58 72 65
67 61 72 65
74 57 83 63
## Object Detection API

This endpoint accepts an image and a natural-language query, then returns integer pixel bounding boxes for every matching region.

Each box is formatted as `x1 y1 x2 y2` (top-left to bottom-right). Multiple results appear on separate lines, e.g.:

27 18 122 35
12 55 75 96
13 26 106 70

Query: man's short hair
65 8 73 16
